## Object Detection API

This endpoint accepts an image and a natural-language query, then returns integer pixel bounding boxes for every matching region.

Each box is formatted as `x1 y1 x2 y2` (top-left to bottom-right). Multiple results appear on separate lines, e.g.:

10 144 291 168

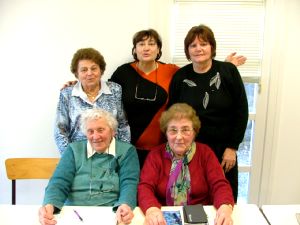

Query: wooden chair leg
12 180 16 205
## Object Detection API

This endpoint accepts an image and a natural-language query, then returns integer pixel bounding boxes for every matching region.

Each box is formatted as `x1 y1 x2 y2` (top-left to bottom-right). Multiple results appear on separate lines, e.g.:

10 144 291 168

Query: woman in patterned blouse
54 48 130 154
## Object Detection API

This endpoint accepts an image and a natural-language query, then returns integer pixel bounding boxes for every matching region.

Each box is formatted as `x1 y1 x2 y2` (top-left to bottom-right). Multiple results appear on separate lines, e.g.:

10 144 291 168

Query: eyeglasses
135 83 157 101
167 127 194 136
134 62 158 101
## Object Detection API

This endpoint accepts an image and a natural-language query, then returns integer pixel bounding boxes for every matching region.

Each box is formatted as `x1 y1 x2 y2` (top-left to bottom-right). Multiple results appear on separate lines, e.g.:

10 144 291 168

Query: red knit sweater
138 142 234 213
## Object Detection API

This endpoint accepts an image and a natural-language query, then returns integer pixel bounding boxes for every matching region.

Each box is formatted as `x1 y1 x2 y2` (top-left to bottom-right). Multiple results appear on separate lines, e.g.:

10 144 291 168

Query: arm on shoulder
60 80 77 90
225 52 247 67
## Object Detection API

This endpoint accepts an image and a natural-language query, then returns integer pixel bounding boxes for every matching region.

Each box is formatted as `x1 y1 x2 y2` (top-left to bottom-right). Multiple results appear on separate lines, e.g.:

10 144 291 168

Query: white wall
0 0 299 206
258 0 300 204
0 0 172 204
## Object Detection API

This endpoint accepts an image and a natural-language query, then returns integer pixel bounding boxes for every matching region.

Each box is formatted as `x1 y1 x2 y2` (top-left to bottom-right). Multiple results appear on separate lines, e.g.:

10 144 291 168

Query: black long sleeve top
168 60 248 150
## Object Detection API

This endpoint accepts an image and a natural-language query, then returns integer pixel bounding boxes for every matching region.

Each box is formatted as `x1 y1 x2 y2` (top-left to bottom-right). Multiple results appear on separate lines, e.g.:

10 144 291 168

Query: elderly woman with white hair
39 108 140 225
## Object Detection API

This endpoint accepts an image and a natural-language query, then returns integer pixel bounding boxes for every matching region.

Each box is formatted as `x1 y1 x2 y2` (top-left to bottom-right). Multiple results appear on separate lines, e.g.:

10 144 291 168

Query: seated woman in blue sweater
38 108 140 225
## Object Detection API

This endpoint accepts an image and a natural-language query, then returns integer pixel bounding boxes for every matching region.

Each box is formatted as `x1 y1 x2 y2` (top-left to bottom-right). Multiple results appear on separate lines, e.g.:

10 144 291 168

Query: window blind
171 0 265 81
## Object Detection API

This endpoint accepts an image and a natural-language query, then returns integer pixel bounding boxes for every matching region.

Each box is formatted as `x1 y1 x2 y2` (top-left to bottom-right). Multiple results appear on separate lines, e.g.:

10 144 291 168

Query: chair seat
5 158 59 204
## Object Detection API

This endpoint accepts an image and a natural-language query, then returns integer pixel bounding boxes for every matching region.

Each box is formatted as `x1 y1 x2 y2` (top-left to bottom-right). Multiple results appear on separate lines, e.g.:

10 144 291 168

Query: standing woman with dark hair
110 29 179 167
167 24 249 202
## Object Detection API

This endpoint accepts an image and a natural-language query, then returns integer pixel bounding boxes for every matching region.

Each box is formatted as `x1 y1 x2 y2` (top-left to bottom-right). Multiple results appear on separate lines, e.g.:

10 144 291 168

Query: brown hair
184 24 216 60
70 48 106 78
132 29 162 61
160 103 201 135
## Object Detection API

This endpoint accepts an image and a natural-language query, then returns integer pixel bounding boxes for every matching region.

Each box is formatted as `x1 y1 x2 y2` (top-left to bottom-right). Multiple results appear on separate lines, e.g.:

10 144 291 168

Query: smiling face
184 25 216 61
134 37 160 63
85 117 115 153
166 118 196 158
188 37 212 64
76 59 101 90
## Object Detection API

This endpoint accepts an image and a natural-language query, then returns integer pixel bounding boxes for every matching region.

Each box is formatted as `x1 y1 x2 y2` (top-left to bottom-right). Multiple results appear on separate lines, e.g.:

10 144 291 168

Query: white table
0 205 116 225
212 204 268 225
0 204 268 225
261 204 300 225
132 204 268 225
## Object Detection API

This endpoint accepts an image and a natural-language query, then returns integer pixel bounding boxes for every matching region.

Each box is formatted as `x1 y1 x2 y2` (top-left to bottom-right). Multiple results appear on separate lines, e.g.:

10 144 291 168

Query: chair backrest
5 158 60 204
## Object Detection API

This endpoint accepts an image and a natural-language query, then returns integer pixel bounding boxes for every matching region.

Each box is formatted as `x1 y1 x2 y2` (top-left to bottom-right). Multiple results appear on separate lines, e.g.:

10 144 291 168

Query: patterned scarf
165 142 196 206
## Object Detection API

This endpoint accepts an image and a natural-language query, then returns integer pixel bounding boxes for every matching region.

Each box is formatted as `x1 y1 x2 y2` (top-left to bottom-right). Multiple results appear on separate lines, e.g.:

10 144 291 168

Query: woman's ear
111 130 116 138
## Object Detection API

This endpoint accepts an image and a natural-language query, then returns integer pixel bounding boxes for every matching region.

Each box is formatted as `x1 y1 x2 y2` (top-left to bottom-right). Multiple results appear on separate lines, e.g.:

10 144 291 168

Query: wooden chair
5 158 60 204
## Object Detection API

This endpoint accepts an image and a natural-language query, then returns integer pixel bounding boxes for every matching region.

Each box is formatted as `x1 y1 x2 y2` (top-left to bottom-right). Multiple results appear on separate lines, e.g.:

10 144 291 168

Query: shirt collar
87 137 116 158
72 80 112 100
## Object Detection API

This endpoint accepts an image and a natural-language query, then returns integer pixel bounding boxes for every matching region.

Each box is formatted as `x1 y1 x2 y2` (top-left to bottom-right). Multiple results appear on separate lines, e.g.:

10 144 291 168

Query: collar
72 80 112 101
87 137 116 158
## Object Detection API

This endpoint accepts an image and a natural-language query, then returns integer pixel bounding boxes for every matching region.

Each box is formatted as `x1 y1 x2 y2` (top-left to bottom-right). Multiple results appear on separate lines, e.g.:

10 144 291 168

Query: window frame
170 0 265 203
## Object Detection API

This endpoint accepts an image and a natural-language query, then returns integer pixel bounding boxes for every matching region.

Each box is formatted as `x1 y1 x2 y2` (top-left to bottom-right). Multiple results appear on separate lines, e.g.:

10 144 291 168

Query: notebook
183 204 208 225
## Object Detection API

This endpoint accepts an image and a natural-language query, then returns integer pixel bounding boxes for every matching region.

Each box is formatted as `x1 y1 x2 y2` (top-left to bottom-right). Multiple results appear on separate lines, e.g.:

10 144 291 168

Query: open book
163 210 183 225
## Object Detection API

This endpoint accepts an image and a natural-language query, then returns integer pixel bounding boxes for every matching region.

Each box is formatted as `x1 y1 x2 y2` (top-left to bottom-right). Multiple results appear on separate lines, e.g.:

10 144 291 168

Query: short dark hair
70 48 106 78
184 24 216 60
132 29 162 61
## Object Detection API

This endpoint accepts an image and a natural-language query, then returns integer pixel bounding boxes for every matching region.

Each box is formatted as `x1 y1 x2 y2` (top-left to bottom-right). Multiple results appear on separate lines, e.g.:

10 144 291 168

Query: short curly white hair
80 108 118 134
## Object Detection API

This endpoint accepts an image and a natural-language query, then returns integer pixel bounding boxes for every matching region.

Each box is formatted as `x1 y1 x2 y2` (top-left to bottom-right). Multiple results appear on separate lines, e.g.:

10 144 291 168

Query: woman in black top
168 24 248 202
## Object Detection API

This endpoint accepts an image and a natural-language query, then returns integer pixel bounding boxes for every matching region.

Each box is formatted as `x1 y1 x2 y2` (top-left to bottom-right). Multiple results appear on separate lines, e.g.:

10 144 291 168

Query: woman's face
85 118 115 153
166 118 195 158
188 37 212 64
77 59 101 89
135 37 160 63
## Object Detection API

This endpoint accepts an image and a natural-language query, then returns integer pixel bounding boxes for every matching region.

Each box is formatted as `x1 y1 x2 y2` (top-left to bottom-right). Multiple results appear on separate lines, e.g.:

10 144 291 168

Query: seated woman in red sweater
138 103 234 225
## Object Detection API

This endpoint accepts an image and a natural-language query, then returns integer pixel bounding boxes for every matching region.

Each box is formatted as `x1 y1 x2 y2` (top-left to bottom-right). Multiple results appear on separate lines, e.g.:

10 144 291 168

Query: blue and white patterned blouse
54 80 130 154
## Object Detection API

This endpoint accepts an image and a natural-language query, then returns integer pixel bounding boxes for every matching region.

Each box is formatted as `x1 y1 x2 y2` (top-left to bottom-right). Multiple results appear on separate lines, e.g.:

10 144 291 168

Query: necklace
86 92 97 99
85 88 99 100
134 62 158 101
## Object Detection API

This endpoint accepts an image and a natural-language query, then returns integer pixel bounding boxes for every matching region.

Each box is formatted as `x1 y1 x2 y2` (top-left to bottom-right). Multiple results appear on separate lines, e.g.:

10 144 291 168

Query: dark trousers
137 149 150 169
224 160 238 203
207 143 238 203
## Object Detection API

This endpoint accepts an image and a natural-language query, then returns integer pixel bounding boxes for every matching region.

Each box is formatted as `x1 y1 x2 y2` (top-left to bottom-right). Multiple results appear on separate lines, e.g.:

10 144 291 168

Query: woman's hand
116 204 134 224
144 207 166 225
38 204 57 225
225 52 247 67
60 80 78 90
214 204 233 225
221 148 237 173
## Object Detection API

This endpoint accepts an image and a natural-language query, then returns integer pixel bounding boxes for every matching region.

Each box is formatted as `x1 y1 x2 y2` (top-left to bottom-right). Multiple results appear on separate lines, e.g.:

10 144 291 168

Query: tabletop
131 204 268 225
261 204 300 225
0 203 269 225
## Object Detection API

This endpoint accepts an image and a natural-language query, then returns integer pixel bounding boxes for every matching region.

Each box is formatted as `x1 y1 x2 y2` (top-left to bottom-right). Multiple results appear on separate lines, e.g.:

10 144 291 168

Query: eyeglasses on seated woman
138 103 234 225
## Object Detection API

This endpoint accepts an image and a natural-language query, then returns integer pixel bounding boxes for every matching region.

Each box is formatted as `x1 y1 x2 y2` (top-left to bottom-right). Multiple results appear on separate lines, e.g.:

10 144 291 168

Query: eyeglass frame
166 127 195 136
134 83 158 101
